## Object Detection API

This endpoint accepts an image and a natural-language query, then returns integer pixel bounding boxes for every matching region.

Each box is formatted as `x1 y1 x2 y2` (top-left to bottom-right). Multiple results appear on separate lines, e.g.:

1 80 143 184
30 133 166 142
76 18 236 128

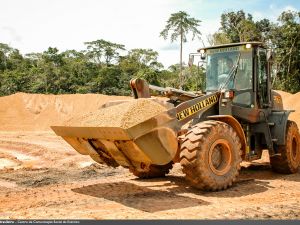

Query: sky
0 0 299 68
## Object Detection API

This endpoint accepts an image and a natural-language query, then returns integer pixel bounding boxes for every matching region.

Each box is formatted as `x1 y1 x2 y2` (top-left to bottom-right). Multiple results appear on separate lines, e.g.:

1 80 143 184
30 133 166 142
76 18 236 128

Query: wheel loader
51 42 300 191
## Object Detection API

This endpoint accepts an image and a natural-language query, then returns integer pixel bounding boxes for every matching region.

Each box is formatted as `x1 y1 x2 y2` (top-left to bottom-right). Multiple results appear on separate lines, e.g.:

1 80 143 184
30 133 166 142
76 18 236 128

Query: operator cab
195 42 272 123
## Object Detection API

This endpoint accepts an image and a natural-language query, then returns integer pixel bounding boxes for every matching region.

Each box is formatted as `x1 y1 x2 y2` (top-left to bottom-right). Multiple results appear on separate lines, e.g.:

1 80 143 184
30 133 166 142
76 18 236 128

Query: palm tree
160 11 201 88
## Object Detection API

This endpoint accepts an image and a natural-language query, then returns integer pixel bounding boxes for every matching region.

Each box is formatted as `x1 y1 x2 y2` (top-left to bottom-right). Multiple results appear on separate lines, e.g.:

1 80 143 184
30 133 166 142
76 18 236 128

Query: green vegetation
160 11 201 87
209 10 300 93
0 9 299 96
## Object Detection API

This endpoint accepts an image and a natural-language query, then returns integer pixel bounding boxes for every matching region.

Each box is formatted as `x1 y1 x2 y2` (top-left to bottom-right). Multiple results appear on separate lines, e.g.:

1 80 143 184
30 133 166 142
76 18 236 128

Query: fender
268 110 294 146
207 115 247 159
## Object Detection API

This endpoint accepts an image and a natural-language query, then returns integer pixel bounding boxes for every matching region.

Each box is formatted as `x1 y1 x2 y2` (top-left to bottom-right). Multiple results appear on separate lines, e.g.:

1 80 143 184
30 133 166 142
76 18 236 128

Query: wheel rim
208 139 232 176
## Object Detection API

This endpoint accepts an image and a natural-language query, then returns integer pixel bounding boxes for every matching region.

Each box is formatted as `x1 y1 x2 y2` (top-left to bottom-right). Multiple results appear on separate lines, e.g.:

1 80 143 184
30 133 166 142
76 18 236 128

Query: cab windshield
205 46 252 91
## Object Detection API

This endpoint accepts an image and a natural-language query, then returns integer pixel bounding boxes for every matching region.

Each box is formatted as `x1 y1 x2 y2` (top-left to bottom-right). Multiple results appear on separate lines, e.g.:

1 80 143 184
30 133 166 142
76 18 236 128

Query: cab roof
198 42 264 52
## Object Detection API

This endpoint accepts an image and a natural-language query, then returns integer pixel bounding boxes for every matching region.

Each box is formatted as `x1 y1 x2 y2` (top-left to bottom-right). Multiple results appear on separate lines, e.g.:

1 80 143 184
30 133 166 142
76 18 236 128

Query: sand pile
276 90 300 128
274 90 292 101
0 93 129 131
66 99 166 128
263 90 300 129
0 90 299 131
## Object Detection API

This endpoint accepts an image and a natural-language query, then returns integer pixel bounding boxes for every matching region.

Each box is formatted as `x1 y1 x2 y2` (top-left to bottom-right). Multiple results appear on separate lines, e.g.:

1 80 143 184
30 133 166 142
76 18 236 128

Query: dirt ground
0 131 299 220
0 91 300 219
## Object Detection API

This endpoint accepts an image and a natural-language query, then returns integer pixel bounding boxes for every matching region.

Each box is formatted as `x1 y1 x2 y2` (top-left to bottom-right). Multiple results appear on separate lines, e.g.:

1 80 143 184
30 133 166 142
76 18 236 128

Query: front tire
270 120 300 174
180 120 242 191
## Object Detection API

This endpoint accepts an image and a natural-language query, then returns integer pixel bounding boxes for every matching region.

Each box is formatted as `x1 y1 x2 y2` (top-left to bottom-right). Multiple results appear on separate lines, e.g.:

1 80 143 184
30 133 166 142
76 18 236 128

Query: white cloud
1 26 22 43
267 4 298 21
0 0 212 67
283 5 298 12
3 0 297 67
252 11 265 21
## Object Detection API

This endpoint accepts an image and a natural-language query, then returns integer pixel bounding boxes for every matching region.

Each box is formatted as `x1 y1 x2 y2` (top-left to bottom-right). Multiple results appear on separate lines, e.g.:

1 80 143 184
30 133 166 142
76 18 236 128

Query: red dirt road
0 132 299 219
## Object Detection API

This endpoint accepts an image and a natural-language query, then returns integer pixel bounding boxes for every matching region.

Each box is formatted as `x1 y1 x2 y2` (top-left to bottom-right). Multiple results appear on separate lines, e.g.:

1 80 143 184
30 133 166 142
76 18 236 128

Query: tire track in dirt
0 133 300 219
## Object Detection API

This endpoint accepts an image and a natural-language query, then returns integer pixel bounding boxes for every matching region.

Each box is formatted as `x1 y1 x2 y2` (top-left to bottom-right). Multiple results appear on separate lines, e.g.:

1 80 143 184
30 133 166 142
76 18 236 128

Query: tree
256 18 273 43
84 39 125 66
209 10 273 46
160 11 201 87
220 10 261 42
126 48 162 70
272 10 300 93
207 32 231 46
119 48 163 85
1 9 298 96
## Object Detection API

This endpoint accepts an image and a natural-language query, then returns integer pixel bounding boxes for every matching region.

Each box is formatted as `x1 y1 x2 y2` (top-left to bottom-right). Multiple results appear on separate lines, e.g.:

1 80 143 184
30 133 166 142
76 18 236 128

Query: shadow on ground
71 167 276 212
70 163 300 212
72 181 209 212
135 174 272 198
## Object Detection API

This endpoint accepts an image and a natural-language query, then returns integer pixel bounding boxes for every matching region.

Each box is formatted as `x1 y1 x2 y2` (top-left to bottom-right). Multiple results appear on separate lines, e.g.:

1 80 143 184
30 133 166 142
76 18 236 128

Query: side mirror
188 55 194 67
199 49 206 60
200 53 206 60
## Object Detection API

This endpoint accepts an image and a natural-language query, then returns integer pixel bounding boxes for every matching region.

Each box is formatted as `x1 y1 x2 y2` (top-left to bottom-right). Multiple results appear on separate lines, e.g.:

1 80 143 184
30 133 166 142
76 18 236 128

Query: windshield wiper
219 53 241 91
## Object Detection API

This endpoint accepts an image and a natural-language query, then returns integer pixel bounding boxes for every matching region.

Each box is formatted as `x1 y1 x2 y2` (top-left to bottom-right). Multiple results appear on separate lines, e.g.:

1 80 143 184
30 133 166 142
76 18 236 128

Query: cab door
256 48 270 108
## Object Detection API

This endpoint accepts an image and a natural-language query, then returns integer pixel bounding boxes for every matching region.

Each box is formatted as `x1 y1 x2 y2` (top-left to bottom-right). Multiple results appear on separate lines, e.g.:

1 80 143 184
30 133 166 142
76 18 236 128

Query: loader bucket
51 108 180 172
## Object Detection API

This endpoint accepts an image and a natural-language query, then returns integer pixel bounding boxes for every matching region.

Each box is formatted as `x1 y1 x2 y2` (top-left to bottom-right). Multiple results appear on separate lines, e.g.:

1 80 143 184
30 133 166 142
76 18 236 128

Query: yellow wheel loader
52 42 300 191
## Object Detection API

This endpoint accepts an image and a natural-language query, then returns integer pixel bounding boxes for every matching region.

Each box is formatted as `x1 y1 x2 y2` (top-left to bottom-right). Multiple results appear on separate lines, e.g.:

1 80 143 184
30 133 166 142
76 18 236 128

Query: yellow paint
176 94 219 121
207 45 251 54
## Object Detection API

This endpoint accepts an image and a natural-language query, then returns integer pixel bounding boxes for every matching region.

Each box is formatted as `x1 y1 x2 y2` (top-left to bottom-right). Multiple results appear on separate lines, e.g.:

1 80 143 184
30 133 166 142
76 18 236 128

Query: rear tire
180 120 242 191
129 162 173 178
270 120 300 174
